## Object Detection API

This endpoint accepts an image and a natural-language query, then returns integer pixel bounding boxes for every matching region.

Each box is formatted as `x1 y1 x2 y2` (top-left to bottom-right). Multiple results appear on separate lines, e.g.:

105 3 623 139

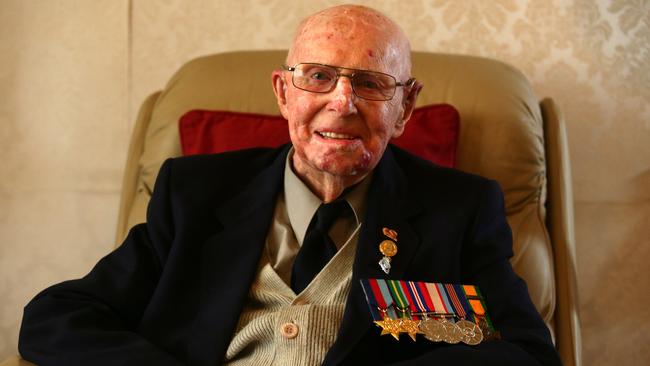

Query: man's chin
294 148 375 179
316 157 373 179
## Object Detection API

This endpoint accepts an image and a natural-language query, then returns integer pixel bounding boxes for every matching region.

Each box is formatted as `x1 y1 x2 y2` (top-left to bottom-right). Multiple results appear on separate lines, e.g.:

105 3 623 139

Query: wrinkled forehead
287 7 411 77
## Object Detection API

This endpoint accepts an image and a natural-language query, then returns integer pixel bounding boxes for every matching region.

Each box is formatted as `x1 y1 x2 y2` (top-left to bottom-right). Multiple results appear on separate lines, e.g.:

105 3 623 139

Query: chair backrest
116 50 581 366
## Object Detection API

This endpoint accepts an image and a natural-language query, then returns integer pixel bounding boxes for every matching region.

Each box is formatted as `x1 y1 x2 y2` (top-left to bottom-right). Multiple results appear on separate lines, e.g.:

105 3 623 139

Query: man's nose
328 75 357 115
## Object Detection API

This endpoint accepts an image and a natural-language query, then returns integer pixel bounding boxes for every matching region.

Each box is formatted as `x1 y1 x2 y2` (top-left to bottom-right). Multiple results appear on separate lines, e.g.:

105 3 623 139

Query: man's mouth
317 131 356 140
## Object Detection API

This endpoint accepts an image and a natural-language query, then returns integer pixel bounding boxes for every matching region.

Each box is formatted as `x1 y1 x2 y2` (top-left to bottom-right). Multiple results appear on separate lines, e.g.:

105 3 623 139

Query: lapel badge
378 227 398 274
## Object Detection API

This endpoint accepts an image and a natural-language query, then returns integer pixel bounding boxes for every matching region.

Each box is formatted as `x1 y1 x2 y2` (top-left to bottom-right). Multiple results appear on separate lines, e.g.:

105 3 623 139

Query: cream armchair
5 51 581 366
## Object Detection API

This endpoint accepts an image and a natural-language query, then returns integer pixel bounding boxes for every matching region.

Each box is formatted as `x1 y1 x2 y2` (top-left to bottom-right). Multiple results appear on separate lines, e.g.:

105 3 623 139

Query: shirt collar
284 147 370 245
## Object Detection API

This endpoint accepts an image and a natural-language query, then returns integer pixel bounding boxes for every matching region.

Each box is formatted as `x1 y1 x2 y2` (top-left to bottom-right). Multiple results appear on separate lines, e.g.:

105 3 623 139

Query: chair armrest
541 97 582 366
115 91 161 246
0 356 36 366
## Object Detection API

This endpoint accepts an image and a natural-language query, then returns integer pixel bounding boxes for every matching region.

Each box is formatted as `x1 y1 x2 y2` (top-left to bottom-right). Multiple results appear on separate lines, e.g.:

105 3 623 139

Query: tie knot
312 200 351 232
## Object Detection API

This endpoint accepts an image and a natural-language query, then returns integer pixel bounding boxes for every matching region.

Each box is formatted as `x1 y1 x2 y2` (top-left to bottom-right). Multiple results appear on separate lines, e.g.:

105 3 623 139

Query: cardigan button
280 322 299 339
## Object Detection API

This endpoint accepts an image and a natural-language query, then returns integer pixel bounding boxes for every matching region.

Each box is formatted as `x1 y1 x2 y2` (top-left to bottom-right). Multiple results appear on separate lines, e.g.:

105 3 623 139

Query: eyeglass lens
292 63 396 101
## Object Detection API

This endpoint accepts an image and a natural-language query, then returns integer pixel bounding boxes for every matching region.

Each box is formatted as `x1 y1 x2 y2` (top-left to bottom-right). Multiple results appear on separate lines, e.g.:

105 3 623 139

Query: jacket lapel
323 146 424 365
188 146 289 366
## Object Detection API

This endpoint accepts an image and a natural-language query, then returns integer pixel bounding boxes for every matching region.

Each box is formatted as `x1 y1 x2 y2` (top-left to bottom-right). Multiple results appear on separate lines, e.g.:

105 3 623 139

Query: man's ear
393 80 423 137
272 70 290 119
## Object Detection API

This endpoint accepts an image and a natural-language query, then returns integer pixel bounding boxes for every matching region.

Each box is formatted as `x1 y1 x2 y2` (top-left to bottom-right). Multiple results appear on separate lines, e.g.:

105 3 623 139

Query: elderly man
19 5 561 366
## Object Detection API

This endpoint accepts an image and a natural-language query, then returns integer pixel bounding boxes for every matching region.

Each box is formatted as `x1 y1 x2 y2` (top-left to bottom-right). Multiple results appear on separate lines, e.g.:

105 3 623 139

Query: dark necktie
291 200 351 294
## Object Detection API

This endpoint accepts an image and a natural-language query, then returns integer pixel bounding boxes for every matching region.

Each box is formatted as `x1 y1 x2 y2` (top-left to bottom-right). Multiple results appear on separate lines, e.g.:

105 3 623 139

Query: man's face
273 19 416 185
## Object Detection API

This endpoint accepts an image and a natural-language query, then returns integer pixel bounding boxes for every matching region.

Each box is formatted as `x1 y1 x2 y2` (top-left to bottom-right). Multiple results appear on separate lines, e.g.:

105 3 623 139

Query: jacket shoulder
172 146 286 173
159 145 288 200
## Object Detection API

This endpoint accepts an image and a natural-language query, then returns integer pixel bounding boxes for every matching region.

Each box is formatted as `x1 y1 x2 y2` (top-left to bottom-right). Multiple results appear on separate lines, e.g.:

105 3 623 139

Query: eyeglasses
282 63 415 101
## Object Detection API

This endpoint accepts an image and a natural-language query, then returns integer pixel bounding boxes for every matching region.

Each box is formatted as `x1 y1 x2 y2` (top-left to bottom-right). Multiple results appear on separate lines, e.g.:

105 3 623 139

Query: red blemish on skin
327 33 334 39
367 49 374 57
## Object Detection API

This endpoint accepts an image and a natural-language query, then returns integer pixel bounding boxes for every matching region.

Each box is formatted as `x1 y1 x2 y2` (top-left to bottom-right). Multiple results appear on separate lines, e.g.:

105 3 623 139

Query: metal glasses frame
282 62 415 101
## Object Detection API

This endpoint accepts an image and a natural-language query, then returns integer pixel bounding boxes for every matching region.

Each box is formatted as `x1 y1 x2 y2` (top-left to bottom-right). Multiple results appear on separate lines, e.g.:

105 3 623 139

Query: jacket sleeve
18 159 185 366
390 180 562 366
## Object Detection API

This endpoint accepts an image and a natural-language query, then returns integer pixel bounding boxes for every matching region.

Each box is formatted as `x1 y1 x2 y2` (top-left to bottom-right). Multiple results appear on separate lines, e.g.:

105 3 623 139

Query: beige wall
0 0 130 359
1 0 648 364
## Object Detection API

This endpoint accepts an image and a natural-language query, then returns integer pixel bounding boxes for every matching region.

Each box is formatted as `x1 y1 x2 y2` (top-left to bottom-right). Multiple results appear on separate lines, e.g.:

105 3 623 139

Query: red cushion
179 104 459 167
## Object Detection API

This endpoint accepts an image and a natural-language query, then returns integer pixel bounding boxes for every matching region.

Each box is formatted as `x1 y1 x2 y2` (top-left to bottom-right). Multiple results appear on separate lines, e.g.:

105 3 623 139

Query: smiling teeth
320 132 354 139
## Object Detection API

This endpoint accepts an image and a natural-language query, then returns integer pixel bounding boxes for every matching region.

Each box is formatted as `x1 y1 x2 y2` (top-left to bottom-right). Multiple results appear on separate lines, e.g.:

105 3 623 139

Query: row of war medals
360 278 500 345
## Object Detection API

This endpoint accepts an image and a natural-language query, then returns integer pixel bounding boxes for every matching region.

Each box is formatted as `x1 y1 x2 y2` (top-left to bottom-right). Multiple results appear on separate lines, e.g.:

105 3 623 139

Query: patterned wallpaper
1 0 648 364
130 0 649 201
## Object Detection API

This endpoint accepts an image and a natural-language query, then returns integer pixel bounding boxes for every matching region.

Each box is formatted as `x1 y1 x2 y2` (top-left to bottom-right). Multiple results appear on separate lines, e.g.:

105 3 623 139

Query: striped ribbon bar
443 283 472 320
413 281 437 315
360 279 382 321
360 279 497 336
387 280 410 319
400 280 426 320
360 278 398 321
425 282 453 316
461 284 496 332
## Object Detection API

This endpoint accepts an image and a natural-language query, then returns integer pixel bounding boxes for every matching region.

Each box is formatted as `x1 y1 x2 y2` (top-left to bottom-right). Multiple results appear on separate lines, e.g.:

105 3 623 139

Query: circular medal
379 240 398 257
420 318 445 342
456 319 483 345
477 316 499 340
441 319 463 344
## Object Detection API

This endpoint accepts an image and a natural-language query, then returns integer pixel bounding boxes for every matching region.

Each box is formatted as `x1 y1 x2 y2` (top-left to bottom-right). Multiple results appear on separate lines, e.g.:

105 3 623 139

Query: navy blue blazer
19 144 561 365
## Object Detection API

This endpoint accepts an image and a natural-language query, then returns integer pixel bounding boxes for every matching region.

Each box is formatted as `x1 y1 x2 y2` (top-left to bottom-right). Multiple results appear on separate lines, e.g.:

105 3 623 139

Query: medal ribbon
374 279 398 319
425 282 452 315
400 280 425 320
453 284 473 318
443 283 471 320
436 283 455 315
462 284 496 331
415 281 437 313
387 280 410 319
359 279 383 321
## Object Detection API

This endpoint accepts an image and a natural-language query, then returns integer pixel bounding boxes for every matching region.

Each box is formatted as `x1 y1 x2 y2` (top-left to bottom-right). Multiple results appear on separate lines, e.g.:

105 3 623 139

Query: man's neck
290 156 368 203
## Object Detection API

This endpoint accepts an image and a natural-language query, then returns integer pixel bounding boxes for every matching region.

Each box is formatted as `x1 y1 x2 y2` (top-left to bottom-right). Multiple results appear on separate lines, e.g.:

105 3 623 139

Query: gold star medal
399 318 422 341
375 317 402 341
360 279 403 341
385 280 422 341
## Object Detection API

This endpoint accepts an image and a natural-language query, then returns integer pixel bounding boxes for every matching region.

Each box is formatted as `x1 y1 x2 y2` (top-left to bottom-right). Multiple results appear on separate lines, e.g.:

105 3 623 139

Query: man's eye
310 72 332 81
356 77 380 90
